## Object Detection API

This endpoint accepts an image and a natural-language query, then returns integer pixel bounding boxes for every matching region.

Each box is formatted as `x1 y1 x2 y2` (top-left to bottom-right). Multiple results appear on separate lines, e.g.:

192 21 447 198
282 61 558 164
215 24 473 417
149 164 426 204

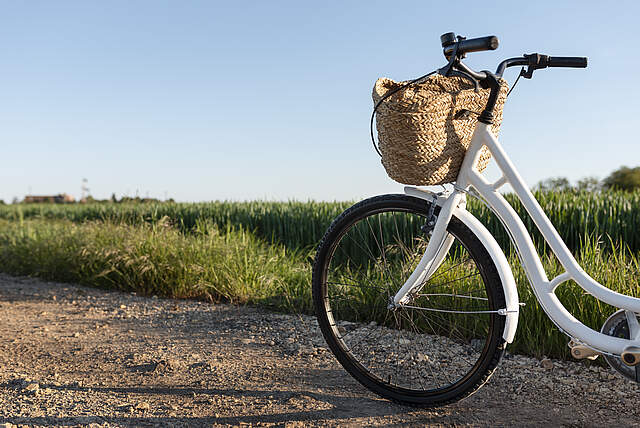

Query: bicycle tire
312 194 507 407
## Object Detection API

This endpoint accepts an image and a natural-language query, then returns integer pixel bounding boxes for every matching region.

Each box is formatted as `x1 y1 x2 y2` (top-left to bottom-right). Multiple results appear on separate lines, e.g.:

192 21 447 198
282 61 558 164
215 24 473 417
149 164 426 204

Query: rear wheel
312 194 507 407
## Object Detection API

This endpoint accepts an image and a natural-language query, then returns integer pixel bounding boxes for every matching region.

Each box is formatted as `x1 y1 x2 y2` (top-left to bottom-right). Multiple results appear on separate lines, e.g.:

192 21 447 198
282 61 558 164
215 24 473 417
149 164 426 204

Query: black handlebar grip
443 35 499 56
459 36 499 53
547 56 588 68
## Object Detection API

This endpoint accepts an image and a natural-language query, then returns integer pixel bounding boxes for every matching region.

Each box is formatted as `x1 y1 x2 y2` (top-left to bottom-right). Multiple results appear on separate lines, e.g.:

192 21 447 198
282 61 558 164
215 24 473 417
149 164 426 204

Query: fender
405 186 520 343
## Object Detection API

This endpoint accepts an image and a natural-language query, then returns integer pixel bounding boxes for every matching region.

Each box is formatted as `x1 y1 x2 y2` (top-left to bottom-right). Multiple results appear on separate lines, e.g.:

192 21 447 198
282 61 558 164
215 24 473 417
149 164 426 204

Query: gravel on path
0 273 638 427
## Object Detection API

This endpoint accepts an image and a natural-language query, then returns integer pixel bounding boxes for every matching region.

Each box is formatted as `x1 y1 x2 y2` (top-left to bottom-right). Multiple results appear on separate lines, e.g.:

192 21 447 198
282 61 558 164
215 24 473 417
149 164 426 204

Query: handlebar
441 32 588 78
495 53 587 78
548 56 588 68
436 32 589 126
441 33 499 57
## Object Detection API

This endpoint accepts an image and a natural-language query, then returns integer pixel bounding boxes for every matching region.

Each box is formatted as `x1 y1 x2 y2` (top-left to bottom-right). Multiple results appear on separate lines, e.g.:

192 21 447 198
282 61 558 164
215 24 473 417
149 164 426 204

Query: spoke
427 256 473 281
376 214 393 288
394 234 423 282
409 306 486 348
412 313 475 376
343 230 379 270
329 261 389 294
348 309 393 353
366 217 385 268
410 307 468 344
390 214 431 286
400 305 501 315
406 306 455 386
339 325 366 340
393 310 401 386
396 313 415 389
327 281 386 294
365 215 397 296
405 233 450 298
425 272 481 289
416 293 488 301
398 310 436 390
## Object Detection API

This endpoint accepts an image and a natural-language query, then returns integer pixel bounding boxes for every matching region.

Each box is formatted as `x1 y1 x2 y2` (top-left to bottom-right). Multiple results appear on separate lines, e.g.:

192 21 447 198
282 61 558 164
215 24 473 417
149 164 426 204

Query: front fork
391 190 465 306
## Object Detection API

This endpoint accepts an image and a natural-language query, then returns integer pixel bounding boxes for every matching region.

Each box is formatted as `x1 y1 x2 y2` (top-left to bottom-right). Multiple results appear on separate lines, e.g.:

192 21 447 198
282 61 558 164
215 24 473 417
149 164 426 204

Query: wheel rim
320 206 499 396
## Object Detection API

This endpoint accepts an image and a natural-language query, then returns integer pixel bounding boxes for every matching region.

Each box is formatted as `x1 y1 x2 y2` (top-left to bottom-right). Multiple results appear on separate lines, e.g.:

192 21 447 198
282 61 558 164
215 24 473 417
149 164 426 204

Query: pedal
620 346 640 366
568 339 600 360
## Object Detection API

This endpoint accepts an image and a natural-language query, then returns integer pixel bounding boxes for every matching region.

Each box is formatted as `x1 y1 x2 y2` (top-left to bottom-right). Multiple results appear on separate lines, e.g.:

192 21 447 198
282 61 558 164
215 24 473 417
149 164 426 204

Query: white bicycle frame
393 122 640 356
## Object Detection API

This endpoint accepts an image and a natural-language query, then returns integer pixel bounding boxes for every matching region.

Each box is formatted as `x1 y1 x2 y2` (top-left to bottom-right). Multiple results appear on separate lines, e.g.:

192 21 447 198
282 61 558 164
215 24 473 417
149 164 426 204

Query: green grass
512 236 640 358
1 189 639 254
0 217 638 360
0 218 312 313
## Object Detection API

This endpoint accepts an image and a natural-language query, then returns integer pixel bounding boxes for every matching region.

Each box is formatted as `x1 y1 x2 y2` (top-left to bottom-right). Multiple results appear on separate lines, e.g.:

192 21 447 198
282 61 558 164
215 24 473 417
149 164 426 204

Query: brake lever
521 66 535 79
521 53 550 79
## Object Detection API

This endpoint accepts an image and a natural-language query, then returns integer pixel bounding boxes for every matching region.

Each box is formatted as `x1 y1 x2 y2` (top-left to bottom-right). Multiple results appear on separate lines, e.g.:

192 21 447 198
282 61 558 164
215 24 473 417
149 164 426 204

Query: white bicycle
312 33 639 407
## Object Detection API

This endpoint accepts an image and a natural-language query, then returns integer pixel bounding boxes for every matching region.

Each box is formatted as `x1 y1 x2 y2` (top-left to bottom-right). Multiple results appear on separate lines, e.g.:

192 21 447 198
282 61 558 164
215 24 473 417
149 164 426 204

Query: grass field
1 189 639 254
0 192 638 360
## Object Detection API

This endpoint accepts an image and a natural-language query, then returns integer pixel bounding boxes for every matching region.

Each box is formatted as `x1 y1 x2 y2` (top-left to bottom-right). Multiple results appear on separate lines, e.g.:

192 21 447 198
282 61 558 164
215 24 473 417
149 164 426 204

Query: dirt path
0 274 639 427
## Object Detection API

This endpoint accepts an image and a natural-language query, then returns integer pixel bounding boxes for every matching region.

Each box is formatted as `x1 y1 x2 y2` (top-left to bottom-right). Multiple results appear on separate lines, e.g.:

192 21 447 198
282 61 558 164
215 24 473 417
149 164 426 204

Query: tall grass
0 218 311 313
1 190 638 253
0 218 638 360
511 236 640 358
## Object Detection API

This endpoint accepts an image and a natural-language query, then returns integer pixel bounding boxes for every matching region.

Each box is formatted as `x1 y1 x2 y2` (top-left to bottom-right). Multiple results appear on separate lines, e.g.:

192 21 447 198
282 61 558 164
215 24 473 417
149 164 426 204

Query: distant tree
536 177 571 192
111 193 118 203
575 176 601 192
0 199 5 204
603 166 640 191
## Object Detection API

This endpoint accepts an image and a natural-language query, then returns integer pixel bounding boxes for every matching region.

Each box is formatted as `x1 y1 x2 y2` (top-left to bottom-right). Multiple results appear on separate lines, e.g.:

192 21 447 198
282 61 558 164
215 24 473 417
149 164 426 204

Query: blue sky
1 1 639 202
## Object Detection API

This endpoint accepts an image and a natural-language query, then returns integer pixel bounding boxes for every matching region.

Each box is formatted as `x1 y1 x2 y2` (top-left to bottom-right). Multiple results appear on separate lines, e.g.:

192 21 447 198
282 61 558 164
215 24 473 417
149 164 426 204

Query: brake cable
506 67 526 97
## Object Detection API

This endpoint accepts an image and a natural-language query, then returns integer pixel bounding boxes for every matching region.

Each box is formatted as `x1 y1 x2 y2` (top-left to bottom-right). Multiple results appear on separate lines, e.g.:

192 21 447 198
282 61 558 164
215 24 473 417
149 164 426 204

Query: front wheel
312 194 507 407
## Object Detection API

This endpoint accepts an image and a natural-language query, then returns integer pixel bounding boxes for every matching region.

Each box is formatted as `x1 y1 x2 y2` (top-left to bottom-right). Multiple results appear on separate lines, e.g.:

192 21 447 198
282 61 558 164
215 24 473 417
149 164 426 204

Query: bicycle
311 32 639 407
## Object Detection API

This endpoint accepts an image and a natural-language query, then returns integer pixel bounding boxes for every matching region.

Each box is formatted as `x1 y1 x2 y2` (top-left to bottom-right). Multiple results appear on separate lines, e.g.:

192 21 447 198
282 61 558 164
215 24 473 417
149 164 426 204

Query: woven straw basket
373 74 508 185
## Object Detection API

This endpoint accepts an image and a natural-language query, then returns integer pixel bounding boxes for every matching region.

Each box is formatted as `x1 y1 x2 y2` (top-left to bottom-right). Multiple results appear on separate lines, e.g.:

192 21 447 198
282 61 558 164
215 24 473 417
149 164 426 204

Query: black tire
312 194 507 407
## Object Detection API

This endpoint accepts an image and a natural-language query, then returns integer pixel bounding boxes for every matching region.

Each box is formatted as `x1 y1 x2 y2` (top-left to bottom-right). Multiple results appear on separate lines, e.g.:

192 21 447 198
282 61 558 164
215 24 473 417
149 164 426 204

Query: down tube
462 124 640 355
